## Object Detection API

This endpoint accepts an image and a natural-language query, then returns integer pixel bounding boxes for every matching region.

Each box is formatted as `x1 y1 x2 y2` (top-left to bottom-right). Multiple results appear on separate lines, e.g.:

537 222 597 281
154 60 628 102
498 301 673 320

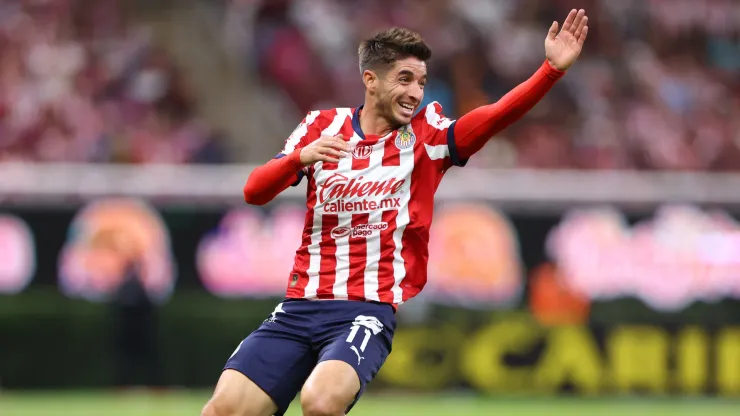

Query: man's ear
363 69 378 92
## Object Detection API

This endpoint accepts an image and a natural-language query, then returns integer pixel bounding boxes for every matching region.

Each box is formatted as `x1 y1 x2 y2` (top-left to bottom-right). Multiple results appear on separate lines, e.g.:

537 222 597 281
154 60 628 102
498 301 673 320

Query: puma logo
350 345 365 366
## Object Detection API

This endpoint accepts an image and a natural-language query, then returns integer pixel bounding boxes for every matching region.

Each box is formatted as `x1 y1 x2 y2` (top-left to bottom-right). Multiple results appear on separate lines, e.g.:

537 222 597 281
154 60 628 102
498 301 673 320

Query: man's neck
358 104 395 137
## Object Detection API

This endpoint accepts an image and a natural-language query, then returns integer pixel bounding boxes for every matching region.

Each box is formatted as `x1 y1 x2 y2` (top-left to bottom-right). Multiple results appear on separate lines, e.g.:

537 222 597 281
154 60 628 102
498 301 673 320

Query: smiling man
203 9 589 416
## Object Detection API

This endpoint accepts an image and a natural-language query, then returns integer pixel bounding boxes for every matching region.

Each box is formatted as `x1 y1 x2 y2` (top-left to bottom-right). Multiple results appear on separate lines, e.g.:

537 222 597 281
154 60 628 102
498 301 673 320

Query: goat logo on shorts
353 315 384 334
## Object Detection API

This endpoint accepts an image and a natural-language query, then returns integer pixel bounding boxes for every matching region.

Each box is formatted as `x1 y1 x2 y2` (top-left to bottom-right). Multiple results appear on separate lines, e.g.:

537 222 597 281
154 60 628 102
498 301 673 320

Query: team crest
395 126 416 150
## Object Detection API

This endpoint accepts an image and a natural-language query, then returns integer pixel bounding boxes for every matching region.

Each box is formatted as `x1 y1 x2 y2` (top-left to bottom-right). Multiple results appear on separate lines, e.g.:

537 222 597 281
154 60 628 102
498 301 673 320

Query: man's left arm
452 61 564 162
450 8 589 163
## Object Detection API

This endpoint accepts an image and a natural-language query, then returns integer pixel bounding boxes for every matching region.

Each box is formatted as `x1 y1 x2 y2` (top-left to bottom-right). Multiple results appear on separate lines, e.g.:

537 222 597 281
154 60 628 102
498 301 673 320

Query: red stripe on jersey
355 136 380 171
351 145 371 170
308 109 340 145
317 214 339 298
376 209 398 304
346 213 369 297
382 132 400 166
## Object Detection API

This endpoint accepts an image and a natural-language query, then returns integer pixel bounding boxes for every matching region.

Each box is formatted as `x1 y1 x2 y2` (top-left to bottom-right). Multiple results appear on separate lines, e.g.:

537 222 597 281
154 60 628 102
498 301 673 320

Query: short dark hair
358 27 431 73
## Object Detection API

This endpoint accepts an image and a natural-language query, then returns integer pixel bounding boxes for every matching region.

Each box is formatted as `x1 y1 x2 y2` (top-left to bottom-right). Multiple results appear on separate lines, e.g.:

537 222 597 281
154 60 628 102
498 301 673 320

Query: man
203 9 588 416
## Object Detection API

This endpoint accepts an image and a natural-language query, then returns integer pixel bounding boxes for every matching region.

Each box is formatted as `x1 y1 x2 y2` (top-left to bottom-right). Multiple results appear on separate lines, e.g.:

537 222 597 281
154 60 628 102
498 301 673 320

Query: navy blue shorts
224 299 396 415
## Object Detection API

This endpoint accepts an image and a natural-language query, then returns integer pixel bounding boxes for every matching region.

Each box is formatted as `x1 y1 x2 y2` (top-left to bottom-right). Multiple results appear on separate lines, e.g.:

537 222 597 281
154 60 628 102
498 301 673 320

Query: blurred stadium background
2 0 740 414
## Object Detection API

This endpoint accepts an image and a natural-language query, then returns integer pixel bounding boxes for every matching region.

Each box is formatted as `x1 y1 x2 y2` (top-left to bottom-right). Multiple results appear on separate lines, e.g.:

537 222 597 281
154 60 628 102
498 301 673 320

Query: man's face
373 57 427 126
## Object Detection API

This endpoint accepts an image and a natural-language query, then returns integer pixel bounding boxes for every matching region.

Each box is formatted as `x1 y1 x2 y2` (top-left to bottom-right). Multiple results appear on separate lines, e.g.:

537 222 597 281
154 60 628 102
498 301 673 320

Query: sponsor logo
331 223 388 239
324 198 401 213
331 226 351 238
395 126 416 149
317 173 405 213
352 145 373 159
318 174 405 203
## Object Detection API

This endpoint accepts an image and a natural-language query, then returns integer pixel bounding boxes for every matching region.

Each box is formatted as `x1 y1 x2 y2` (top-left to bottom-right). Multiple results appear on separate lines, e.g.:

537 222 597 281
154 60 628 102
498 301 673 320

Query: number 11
346 325 371 352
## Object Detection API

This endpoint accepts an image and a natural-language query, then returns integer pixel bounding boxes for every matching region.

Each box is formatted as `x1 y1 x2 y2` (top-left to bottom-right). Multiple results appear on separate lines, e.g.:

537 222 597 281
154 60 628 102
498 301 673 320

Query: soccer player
202 9 588 416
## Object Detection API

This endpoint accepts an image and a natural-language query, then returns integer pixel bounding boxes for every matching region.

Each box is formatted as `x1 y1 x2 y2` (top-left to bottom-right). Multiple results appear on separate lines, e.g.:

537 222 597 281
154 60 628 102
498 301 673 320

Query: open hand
299 134 350 166
545 9 589 71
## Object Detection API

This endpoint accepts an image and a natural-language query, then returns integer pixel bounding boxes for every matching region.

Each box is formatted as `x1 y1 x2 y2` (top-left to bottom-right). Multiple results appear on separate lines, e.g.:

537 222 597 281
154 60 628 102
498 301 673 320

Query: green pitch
1 391 738 416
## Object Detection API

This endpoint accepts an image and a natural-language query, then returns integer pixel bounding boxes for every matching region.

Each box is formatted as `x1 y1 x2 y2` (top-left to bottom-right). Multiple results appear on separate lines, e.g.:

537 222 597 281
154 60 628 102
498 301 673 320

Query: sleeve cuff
446 120 468 167
543 59 566 79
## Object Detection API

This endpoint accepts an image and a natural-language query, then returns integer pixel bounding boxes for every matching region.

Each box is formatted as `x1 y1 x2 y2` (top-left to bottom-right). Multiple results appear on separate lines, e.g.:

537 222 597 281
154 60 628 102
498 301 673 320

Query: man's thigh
310 302 397 413
202 369 277 416
216 301 317 415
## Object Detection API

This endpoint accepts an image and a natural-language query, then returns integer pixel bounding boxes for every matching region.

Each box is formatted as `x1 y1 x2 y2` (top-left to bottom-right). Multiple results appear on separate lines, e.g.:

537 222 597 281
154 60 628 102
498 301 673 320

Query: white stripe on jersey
361 135 388 302
303 211 322 299
363 208 382 302
390 124 416 304
424 102 454 131
331 123 361 299
305 109 351 299
283 111 320 154
424 143 450 160
332 227 350 298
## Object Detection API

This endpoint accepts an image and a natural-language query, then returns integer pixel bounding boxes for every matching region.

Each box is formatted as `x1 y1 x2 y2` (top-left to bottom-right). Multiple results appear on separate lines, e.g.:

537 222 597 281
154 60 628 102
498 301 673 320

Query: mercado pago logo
331 222 389 239
318 173 404 213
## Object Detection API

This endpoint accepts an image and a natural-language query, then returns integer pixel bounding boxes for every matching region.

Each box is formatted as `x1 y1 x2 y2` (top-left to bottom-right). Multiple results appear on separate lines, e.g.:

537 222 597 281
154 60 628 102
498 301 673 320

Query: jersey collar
352 106 366 140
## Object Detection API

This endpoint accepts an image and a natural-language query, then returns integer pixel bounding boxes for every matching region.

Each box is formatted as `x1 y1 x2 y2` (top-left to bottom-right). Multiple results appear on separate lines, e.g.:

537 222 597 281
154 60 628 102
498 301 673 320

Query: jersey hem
283 294 398 312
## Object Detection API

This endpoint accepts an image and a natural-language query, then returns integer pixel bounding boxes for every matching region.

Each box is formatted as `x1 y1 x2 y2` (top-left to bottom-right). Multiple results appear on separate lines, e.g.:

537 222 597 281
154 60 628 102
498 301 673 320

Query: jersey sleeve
418 102 467 168
276 110 322 186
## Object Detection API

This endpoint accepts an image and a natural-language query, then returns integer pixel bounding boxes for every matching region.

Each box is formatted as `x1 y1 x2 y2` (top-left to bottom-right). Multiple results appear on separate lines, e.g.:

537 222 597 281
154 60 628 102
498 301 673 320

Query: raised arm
453 9 589 161
454 61 563 160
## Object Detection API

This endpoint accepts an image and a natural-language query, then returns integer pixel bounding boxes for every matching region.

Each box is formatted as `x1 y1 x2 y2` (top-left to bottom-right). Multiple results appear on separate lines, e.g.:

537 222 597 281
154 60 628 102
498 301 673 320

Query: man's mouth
398 102 415 117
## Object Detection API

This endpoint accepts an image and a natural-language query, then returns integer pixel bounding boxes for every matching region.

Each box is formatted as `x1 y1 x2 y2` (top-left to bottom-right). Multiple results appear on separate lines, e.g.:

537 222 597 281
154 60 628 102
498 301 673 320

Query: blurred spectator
0 0 228 164
234 0 740 171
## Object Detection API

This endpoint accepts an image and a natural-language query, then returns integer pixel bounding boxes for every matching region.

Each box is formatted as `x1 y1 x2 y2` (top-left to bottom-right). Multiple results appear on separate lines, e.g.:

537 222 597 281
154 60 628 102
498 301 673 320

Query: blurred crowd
3 0 740 170
239 0 740 171
0 0 226 163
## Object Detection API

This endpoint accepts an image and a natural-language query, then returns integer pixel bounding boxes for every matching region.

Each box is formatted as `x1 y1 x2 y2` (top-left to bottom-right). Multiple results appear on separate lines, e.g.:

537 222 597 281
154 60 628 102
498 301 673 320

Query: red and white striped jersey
279 102 465 306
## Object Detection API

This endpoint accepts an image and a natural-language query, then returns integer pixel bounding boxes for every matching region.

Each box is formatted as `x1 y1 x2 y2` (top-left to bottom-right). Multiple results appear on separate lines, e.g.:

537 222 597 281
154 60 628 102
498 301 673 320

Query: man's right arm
242 111 318 206
242 149 305 205
242 110 349 206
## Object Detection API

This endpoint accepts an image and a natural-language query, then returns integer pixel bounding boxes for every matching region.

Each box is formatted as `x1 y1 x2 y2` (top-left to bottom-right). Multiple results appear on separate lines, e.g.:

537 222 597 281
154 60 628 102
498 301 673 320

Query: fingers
577 24 589 45
561 9 578 32
318 154 341 163
574 14 588 39
321 148 346 159
319 134 350 151
547 21 558 40
303 133 353 164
